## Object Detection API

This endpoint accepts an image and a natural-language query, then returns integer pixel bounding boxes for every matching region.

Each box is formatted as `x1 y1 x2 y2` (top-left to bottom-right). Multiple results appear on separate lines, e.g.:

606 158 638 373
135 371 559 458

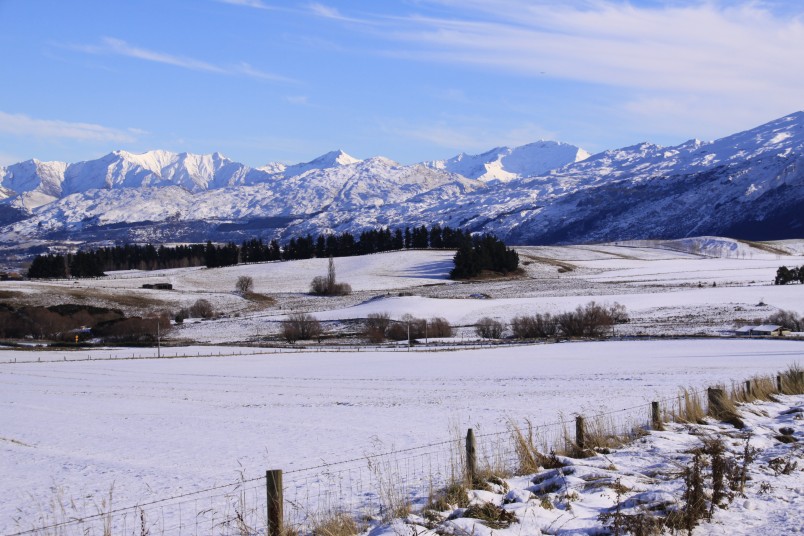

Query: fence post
575 416 585 454
651 401 661 430
266 469 283 536
466 428 477 486
707 387 726 418
745 380 752 398
777 374 783 392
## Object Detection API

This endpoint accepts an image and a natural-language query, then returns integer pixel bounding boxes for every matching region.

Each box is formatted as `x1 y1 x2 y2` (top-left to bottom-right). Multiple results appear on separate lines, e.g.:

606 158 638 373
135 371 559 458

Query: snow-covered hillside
0 112 802 252
423 140 589 182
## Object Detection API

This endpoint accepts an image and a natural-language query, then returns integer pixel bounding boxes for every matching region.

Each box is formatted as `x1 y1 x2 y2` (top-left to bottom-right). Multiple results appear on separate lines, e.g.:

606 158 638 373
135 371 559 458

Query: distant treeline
26 225 518 280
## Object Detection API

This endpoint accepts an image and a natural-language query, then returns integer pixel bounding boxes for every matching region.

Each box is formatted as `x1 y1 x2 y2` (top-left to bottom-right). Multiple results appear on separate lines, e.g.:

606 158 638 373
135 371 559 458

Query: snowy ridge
0 112 803 249
424 140 589 182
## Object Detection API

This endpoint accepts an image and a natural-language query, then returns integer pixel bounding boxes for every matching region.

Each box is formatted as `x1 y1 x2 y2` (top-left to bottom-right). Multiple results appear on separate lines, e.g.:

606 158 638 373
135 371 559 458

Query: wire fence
6 357 798 536
6 398 666 536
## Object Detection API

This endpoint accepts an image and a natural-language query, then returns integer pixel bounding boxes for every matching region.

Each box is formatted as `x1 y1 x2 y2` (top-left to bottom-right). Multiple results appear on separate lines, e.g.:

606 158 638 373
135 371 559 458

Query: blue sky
1 0 802 167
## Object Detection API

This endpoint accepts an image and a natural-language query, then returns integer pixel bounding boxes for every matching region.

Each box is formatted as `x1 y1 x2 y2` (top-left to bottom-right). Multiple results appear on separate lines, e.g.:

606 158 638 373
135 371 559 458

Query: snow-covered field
2 339 803 534
3 238 803 344
2 237 804 534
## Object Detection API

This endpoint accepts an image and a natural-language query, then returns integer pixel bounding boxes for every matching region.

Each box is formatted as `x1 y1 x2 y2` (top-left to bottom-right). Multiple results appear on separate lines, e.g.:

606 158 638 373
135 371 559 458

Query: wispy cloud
217 0 276 9
286 95 310 105
0 111 141 143
355 0 804 120
308 3 370 24
386 2 804 93
68 37 296 82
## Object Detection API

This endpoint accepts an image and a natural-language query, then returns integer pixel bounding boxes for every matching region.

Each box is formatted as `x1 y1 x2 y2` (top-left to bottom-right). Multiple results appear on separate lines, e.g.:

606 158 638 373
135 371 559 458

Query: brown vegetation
281 313 322 343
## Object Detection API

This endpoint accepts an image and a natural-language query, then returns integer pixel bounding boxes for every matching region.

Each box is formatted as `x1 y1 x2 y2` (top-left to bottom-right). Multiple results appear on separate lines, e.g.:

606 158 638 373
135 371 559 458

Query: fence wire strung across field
9 398 666 536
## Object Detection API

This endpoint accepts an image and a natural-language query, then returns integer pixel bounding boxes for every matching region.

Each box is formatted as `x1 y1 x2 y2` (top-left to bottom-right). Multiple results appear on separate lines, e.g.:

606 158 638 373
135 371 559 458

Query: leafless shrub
427 317 453 338
281 313 322 343
511 313 558 338
476 317 504 339
386 322 408 341
765 309 803 331
93 313 171 342
189 298 214 319
364 312 391 343
236 275 254 294
557 301 626 338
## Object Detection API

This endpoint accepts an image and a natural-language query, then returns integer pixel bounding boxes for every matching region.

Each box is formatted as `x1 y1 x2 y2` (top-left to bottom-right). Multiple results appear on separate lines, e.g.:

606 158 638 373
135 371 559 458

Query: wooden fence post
266 469 283 536
745 380 752 398
466 428 477 486
707 387 726 418
651 401 661 430
777 374 783 392
575 416 585 454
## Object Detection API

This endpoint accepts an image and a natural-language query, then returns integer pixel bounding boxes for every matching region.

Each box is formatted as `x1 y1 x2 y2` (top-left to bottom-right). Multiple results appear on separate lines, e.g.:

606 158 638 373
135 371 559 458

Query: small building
734 326 754 337
734 325 789 337
750 325 786 337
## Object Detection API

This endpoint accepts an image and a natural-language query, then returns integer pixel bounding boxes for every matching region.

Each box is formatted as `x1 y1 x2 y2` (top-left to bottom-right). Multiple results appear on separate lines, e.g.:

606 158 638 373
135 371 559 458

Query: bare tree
476 317 504 339
189 298 214 319
364 312 391 343
310 257 352 296
281 313 322 343
427 317 453 338
236 275 254 295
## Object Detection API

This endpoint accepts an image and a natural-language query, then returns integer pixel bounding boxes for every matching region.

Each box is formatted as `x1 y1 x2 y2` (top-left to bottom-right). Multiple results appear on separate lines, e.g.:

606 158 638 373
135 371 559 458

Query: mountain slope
0 112 802 253
423 140 589 182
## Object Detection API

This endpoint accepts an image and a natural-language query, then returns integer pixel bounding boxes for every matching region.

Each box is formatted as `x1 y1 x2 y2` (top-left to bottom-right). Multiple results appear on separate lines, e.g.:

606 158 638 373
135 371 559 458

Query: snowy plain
2 237 804 534
2 340 804 534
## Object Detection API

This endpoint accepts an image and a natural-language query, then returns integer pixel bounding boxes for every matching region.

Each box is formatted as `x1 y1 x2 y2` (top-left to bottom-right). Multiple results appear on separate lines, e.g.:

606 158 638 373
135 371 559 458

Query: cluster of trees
450 234 520 279
775 266 804 285
362 312 452 343
174 299 216 324
310 258 352 296
27 252 106 279
27 224 506 279
0 303 170 343
475 302 629 339
280 313 323 343
761 309 803 332
27 244 213 278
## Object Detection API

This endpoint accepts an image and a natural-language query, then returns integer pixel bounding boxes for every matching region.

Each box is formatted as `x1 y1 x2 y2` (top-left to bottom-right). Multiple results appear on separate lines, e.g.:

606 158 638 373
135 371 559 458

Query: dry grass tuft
463 502 517 529
669 388 707 424
779 364 804 395
310 512 359 536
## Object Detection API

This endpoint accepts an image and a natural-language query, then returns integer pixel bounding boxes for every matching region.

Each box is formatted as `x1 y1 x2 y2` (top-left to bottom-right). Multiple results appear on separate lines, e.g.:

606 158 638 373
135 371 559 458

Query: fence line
9 368 798 536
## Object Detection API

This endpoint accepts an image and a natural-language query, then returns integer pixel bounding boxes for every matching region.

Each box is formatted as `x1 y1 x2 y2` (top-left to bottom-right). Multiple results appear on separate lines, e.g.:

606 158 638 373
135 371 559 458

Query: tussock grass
310 512 359 536
668 388 706 424
583 414 647 453
463 502 517 529
779 364 804 395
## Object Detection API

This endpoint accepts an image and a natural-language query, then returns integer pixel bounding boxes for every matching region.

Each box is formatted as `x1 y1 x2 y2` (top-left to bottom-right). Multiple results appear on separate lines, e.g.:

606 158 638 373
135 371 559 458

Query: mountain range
1 112 802 258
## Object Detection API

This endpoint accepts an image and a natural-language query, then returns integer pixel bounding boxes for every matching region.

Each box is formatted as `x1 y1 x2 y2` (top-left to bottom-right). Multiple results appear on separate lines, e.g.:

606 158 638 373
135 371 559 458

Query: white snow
2 340 803 535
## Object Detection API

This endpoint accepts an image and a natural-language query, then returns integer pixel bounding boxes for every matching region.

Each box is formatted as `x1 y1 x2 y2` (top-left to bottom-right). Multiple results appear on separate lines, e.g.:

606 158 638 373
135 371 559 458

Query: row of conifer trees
27 225 518 280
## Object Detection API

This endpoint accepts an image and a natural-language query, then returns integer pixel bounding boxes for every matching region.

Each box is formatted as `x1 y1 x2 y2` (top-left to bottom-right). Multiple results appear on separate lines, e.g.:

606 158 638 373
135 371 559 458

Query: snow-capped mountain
424 141 589 182
0 112 802 253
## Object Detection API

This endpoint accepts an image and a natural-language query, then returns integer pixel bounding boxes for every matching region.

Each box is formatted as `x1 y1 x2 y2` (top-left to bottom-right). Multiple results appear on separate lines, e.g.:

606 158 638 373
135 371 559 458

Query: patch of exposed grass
463 502 517 529
310 512 359 536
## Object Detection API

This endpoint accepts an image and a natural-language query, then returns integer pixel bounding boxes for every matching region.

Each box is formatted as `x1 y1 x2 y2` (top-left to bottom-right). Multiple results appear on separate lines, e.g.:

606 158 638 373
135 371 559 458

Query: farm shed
750 325 787 337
